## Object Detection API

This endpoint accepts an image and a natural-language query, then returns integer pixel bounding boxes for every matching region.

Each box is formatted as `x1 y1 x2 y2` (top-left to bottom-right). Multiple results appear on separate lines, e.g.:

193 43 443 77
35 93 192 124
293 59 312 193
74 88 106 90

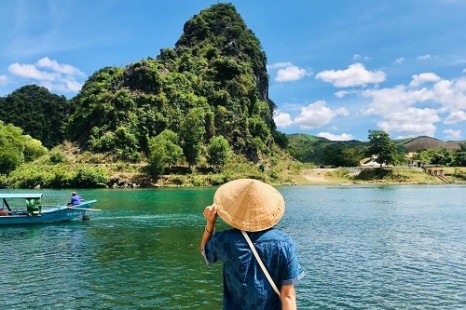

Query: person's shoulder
256 228 293 243
213 228 241 241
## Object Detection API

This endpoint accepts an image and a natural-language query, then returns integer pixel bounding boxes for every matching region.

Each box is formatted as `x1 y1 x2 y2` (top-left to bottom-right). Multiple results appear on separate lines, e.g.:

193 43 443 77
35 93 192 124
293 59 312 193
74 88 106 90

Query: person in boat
69 192 83 206
200 179 304 310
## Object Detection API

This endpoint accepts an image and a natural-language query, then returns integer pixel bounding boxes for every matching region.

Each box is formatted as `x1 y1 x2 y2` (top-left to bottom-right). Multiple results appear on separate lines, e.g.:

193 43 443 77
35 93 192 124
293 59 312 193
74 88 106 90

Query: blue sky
1 0 465 142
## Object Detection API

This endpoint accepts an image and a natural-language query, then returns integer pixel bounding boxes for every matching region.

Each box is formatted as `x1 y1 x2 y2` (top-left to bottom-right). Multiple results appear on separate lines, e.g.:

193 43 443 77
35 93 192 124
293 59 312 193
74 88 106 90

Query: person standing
201 179 304 310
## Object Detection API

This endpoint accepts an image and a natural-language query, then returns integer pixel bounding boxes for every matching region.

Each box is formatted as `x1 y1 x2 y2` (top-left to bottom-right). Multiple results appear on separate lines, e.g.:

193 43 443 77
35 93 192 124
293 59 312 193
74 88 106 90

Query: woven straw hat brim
214 179 285 232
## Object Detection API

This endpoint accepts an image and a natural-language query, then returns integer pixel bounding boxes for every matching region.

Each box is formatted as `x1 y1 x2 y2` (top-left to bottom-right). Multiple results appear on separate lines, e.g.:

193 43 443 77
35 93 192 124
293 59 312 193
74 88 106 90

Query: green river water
1 185 465 309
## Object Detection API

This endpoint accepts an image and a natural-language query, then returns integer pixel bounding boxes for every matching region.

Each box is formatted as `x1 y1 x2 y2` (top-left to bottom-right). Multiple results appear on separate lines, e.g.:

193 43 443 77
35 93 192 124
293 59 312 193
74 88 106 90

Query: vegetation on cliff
0 85 71 148
66 3 280 165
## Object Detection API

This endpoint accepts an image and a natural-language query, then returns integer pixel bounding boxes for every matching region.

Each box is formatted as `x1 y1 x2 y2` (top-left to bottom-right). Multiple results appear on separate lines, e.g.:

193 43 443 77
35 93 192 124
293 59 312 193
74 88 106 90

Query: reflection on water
1 185 465 309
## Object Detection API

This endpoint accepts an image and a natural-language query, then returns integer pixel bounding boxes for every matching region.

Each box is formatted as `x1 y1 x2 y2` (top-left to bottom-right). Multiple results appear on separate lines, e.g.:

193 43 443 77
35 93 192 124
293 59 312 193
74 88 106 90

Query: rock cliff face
175 4 270 103
67 3 278 161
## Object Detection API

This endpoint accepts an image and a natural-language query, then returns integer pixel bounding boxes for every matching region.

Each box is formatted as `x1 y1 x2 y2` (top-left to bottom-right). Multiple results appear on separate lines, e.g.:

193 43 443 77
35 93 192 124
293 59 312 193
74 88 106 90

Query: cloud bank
268 62 310 82
315 63 386 87
274 60 466 140
8 57 85 93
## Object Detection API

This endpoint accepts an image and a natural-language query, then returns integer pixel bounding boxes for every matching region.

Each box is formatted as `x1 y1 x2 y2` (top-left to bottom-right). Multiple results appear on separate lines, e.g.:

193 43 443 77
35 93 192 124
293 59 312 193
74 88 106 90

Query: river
1 185 465 309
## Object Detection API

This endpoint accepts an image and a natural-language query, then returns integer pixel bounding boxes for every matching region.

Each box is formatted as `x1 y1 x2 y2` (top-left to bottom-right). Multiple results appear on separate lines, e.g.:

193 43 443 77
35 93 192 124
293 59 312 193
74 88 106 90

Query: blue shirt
203 228 304 310
71 195 82 205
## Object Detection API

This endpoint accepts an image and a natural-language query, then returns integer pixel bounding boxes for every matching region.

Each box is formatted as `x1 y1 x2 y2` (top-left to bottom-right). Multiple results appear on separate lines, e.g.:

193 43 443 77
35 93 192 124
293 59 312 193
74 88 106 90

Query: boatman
69 192 83 206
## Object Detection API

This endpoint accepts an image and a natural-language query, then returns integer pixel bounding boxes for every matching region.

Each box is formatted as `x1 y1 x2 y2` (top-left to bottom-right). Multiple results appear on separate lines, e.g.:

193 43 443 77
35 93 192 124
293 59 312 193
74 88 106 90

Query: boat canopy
0 193 43 199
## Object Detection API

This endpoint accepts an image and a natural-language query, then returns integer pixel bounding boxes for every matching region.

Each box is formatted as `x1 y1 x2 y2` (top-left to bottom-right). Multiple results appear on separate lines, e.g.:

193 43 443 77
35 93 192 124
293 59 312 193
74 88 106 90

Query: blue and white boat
0 193 98 225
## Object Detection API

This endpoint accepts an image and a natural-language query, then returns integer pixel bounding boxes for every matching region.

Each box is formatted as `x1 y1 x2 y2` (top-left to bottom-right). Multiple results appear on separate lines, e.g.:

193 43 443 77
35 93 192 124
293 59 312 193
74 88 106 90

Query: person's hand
203 204 218 225
200 204 218 251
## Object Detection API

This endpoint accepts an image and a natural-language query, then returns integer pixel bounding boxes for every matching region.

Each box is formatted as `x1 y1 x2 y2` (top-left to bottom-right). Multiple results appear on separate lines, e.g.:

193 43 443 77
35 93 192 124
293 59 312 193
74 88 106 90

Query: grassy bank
299 167 466 185
1 142 465 188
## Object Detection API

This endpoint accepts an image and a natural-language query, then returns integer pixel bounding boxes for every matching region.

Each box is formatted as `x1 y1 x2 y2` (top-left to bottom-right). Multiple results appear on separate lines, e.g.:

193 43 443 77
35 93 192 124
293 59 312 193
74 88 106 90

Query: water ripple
1 186 466 309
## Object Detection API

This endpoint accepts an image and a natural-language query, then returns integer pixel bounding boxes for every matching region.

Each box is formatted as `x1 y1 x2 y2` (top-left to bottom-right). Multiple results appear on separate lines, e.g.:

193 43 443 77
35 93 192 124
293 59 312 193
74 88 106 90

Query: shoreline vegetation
1 143 465 189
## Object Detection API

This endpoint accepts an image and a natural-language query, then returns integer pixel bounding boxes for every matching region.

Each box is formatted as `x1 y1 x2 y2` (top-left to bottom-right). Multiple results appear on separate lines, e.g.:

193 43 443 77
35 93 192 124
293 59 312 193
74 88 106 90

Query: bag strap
241 230 280 295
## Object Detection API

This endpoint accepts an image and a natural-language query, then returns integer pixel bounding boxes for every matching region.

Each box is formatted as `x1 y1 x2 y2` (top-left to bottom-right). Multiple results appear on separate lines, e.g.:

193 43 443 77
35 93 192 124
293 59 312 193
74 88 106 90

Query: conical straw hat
213 179 285 232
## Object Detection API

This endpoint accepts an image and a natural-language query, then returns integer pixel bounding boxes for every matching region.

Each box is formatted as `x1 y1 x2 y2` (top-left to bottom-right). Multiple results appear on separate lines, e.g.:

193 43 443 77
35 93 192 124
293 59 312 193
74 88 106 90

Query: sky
1 0 466 142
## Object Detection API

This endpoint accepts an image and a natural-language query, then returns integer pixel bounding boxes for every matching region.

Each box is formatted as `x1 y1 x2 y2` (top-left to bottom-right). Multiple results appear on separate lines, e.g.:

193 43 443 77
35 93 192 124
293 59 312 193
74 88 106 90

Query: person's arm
280 284 297 310
200 204 218 253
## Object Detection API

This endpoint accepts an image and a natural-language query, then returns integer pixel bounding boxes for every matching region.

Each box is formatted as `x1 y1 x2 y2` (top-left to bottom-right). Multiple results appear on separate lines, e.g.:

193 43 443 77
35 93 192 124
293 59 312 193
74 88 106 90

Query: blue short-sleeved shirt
203 228 304 310
71 195 82 205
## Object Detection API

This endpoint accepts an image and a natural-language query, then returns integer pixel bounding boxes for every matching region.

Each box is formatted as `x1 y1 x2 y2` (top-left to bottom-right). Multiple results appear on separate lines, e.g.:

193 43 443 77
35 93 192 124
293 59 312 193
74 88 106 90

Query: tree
148 130 183 176
207 135 230 171
367 130 399 168
180 108 206 168
0 85 71 148
0 121 45 175
454 143 466 166
23 135 47 162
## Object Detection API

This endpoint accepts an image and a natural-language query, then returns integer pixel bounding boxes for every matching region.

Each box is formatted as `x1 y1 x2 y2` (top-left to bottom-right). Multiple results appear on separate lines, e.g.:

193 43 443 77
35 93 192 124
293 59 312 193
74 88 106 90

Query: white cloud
317 132 354 141
8 57 85 93
9 63 56 81
0 75 8 85
443 129 461 140
444 110 466 124
334 90 358 98
353 54 370 61
409 72 441 87
37 57 84 76
275 64 307 82
315 63 386 87
335 90 350 98
432 77 466 112
377 107 440 137
295 100 349 130
361 73 466 138
362 85 432 115
267 62 293 70
273 110 293 128
395 57 405 65
418 54 432 60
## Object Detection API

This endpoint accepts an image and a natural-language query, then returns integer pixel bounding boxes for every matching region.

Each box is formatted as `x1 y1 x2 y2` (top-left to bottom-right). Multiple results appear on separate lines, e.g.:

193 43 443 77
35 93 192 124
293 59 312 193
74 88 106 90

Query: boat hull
0 200 97 225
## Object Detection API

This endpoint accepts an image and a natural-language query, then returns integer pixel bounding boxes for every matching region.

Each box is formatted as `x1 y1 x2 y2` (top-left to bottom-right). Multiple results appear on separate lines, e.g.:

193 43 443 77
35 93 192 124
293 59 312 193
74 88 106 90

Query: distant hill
395 136 461 152
288 133 463 163
287 133 367 164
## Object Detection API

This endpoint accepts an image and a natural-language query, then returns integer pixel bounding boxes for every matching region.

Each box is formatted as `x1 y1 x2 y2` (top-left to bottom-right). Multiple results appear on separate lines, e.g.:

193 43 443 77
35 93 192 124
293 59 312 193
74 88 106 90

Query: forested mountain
0 85 71 148
66 3 283 162
288 133 367 166
394 136 461 152
288 133 463 165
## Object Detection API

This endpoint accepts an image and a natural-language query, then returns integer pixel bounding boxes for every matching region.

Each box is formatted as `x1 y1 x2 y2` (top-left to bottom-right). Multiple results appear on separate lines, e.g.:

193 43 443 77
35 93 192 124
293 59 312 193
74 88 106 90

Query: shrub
73 167 109 188
49 150 66 164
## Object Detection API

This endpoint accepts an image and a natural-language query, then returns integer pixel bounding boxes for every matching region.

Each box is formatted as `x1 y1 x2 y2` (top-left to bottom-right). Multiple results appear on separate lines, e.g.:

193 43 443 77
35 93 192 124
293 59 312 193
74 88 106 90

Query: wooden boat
0 193 98 225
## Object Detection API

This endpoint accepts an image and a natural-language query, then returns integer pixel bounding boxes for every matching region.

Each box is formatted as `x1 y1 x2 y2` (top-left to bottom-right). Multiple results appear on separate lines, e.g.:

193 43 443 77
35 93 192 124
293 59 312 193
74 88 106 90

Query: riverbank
297 167 466 185
2 146 465 188
119 166 466 188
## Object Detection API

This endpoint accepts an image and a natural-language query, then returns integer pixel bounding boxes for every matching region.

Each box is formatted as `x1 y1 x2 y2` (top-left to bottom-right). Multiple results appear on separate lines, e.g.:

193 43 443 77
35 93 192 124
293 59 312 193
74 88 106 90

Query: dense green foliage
412 143 466 166
207 135 230 170
65 3 279 165
367 130 399 167
180 107 206 167
288 133 367 166
0 85 71 148
0 121 47 175
148 130 183 176
1 162 109 188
